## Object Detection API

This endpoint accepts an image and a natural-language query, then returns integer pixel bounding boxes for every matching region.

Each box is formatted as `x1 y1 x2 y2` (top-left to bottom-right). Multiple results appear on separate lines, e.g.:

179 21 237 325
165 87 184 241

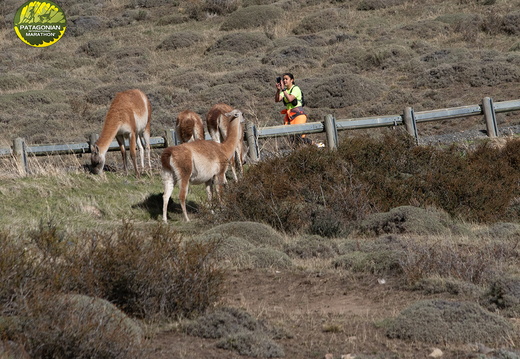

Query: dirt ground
146 268 488 359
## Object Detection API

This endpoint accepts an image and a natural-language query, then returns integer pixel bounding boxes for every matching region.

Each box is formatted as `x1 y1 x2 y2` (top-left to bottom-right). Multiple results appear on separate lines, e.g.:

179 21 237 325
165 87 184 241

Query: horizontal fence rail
1 97 519 175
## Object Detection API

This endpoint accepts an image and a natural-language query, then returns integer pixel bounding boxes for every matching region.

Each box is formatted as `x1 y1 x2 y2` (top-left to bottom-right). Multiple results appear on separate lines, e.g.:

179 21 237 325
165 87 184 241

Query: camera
276 76 282 84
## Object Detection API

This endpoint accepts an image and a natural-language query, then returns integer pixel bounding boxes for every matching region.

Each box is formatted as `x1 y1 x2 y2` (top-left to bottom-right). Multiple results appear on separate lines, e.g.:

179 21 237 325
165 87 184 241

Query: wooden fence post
13 137 27 176
403 107 418 142
482 97 498 137
245 121 259 162
164 129 176 147
324 114 338 150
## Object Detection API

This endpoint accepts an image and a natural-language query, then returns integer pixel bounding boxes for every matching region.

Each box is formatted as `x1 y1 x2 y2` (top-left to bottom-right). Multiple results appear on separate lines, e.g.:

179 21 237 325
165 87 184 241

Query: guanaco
90 89 152 176
175 110 204 143
206 103 247 181
161 109 244 222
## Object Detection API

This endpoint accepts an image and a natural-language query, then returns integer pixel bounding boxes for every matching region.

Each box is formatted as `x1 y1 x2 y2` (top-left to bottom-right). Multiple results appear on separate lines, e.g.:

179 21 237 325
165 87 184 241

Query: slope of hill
1 0 519 147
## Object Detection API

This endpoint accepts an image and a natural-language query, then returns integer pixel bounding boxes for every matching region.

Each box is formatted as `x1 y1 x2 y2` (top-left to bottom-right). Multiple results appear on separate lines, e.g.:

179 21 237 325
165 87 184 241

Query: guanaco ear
91 144 99 154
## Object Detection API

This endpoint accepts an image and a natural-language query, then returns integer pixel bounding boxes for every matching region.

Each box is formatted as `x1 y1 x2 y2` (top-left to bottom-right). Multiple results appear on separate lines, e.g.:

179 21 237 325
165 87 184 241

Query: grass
0 162 213 234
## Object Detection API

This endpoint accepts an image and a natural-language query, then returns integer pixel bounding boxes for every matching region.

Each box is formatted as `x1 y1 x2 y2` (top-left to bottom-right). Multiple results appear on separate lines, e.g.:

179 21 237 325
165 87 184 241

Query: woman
275 73 307 125
275 73 310 144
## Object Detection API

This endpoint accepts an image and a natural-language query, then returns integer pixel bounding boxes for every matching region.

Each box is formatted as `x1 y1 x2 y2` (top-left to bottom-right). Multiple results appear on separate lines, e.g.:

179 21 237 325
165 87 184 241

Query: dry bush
213 66 276 96
396 237 519 285
219 5 281 31
216 332 285 358
183 306 285 357
192 234 256 268
200 221 285 248
262 45 322 69
357 0 407 10
284 235 339 259
199 83 244 108
292 8 348 35
187 0 239 20
306 73 386 108
183 306 270 339
481 276 520 317
206 32 272 55
247 247 292 269
412 276 482 296
64 223 225 319
219 145 374 234
355 206 463 236
386 299 515 345
15 294 144 359
0 222 225 321
157 31 204 51
333 250 402 276
68 16 107 37
0 74 29 91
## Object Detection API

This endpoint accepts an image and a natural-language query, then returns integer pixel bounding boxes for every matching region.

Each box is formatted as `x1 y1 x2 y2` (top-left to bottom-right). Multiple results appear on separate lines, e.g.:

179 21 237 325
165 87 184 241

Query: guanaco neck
220 116 242 158
95 112 122 154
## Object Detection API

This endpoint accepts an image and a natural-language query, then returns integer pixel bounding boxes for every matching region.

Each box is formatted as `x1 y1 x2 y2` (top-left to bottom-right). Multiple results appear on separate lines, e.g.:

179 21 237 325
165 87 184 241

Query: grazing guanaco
90 89 152 176
206 103 247 181
175 110 204 143
161 109 245 222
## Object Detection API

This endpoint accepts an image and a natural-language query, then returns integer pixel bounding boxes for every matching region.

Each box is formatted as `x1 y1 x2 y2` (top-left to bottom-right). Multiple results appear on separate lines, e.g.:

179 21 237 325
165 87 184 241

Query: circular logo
13 1 67 47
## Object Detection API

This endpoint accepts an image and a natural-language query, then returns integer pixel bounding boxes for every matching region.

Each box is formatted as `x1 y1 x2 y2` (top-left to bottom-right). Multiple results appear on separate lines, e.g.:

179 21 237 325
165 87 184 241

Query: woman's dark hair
283 73 295 82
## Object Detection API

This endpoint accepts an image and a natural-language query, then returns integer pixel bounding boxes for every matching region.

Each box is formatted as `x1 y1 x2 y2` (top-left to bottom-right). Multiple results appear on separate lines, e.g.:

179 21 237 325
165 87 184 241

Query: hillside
1 0 520 147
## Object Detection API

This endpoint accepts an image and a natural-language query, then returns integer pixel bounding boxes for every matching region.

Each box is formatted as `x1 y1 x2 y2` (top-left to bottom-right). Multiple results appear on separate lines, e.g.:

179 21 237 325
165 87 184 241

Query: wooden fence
2 97 519 175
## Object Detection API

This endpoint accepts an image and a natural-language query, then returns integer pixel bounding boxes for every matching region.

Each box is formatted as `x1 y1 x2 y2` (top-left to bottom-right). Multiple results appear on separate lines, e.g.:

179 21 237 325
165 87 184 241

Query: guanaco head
224 110 244 122
90 144 105 174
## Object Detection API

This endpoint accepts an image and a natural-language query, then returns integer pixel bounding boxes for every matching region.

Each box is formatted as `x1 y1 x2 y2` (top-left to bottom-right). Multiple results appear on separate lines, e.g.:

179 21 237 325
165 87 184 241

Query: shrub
386 299 515 345
293 8 347 35
206 32 271 55
0 222 225 321
216 332 285 358
157 31 204 51
183 306 268 339
481 276 520 317
355 206 458 236
262 45 322 69
220 5 281 31
247 248 292 269
17 294 144 358
284 235 338 259
187 0 239 20
306 73 386 108
0 74 29 91
357 0 406 10
333 250 401 275
65 223 225 319
183 306 285 357
192 234 256 268
201 221 285 248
